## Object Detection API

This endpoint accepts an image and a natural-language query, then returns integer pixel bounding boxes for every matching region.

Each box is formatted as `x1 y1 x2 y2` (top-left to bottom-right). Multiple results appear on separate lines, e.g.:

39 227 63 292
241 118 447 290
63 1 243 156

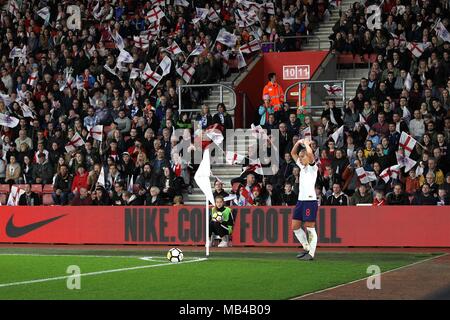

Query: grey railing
261 36 334 51
177 83 237 114
284 79 346 110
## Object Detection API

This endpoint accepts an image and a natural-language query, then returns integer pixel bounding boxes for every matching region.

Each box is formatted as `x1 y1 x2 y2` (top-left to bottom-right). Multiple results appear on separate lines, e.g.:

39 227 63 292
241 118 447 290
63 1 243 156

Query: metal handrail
261 36 334 51
284 79 346 110
177 83 237 114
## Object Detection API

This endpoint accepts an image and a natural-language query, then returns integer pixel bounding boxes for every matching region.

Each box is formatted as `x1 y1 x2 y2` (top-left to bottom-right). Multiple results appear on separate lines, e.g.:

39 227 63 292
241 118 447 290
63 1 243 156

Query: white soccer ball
167 248 184 263
212 211 223 222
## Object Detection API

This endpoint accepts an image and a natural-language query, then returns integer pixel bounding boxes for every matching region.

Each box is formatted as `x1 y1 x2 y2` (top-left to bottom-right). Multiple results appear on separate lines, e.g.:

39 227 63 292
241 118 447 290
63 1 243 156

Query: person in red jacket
372 189 386 206
72 166 89 194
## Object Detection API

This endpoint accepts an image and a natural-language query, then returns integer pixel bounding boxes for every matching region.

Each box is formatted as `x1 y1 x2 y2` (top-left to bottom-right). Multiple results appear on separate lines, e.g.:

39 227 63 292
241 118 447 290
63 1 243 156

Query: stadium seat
14 184 27 191
32 184 43 193
42 194 54 205
43 184 54 193
0 184 10 193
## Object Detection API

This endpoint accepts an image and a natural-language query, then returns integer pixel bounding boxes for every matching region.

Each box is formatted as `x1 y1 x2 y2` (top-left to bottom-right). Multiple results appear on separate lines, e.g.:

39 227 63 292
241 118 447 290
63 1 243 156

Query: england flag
146 6 165 23
133 36 150 49
141 63 162 87
165 41 183 56
176 64 195 83
435 21 450 43
399 132 417 157
216 29 237 47
158 56 172 77
65 132 85 153
406 42 429 58
0 113 19 128
88 125 104 142
7 186 25 206
27 72 39 87
240 39 261 54
226 151 245 165
355 167 377 184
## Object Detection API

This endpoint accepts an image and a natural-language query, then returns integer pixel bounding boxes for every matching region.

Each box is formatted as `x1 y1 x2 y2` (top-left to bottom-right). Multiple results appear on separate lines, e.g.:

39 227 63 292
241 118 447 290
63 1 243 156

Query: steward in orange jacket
262 73 284 111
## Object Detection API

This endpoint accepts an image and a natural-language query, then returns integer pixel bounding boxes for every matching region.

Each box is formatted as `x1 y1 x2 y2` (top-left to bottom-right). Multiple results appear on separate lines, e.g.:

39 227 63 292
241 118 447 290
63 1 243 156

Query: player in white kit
290 139 319 261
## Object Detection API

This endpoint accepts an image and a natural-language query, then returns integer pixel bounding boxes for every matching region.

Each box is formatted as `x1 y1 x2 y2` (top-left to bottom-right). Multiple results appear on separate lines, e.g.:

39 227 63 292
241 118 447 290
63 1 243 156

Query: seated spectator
326 183 348 206
373 190 386 206
405 169 421 196
146 186 162 206
437 188 450 206
262 182 282 206
386 184 410 205
70 187 93 206
18 183 41 206
412 184 439 206
213 103 233 129
91 186 112 206
121 191 144 206
252 185 264 206
349 184 373 205
173 195 184 206
282 182 297 206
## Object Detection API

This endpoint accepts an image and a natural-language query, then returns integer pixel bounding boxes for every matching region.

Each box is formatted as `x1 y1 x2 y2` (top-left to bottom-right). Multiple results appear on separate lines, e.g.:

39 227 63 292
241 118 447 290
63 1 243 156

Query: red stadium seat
0 184 10 193
42 194 54 205
43 184 54 193
14 184 27 191
32 184 43 193
337 54 354 65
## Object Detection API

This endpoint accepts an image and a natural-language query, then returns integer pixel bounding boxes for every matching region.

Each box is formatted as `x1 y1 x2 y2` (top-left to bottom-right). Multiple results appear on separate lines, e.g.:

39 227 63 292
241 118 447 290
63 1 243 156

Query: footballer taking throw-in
290 138 319 261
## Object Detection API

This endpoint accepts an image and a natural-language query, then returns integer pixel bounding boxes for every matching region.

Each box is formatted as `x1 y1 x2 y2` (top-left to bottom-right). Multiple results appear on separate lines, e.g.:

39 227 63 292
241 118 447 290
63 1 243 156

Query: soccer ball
212 211 223 222
167 248 184 263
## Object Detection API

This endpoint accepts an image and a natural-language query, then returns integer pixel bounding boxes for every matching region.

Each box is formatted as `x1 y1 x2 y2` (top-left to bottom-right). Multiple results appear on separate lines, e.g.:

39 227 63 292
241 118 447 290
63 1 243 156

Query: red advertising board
0 206 449 247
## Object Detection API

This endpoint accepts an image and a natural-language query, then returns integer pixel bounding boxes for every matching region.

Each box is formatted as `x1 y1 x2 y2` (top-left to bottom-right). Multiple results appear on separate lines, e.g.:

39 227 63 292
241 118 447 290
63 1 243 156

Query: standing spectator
52 164 73 205
262 73 284 111
258 98 274 126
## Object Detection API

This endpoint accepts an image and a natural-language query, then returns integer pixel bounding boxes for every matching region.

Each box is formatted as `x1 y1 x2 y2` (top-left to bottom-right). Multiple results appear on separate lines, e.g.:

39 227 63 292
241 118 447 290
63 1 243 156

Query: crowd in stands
0 0 331 206
233 0 450 206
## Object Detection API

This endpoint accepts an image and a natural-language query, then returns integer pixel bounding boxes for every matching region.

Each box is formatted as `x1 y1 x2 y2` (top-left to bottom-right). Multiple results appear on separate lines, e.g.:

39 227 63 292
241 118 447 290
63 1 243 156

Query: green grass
0 248 440 300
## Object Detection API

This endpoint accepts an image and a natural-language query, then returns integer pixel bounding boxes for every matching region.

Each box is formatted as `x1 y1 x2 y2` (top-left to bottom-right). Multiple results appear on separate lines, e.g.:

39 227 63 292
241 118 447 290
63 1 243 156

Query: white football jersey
296 159 318 201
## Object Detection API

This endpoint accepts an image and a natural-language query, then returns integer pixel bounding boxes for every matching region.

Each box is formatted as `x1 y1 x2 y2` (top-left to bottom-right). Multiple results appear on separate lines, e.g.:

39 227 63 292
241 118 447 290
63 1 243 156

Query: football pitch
0 248 441 300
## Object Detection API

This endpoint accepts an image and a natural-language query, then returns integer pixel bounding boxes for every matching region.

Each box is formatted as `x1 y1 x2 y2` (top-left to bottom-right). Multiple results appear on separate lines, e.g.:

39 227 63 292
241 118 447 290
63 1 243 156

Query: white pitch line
292 253 448 300
0 258 208 289
0 253 170 260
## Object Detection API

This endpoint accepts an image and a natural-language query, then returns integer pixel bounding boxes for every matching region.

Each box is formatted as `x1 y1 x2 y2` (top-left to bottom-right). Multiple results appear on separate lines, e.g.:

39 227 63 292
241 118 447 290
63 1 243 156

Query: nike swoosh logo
5 214 66 238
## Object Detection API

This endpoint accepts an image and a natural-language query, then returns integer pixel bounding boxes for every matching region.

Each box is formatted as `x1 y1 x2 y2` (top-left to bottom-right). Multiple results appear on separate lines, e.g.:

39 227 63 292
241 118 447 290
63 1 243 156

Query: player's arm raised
303 139 315 164
291 139 303 162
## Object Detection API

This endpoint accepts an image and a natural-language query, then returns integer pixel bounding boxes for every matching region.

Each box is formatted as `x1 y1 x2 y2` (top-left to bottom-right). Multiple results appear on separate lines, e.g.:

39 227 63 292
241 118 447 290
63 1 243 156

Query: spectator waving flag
237 49 247 68
263 2 275 14
225 151 245 165
151 0 166 7
216 29 237 47
158 56 172 77
27 71 39 87
176 64 195 83
196 7 209 20
396 151 417 173
97 166 106 187
0 113 19 128
240 39 261 54
7 186 25 206
88 125 104 142
37 7 50 25
358 114 370 132
406 42 429 58
399 132 417 157
331 125 344 144
146 6 165 23
110 30 125 51
141 63 162 88
165 41 183 56
242 160 264 176
324 84 342 96
301 126 312 140
355 167 377 184
133 36 150 49
380 165 401 183
208 8 221 22
174 0 189 7
188 45 205 57
117 49 134 64
434 20 450 43
18 101 34 118
65 132 85 153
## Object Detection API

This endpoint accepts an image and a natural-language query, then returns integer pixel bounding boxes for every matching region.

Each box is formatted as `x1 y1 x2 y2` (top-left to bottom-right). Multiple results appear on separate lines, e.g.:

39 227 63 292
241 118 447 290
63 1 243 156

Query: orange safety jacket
262 81 284 111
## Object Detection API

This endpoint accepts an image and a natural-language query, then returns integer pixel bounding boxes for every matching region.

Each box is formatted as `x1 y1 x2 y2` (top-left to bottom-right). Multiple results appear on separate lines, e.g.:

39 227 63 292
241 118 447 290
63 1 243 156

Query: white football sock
307 227 318 257
293 228 310 251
